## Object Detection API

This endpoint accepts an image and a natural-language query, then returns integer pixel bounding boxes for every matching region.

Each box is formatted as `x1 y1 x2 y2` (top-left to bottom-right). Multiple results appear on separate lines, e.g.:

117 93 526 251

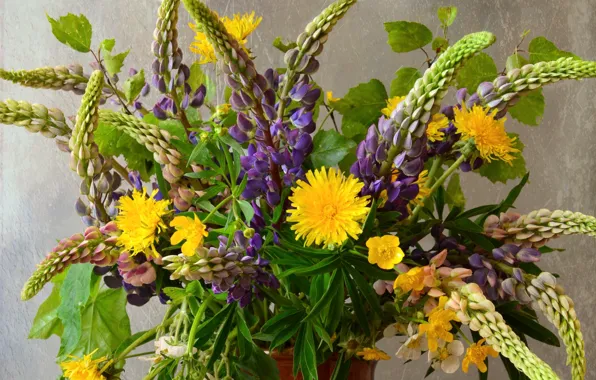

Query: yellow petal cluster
366 235 404 270
394 267 426 293
60 350 107 380
462 338 499 373
381 96 405 117
426 113 449 142
170 215 209 256
418 309 458 352
356 347 391 361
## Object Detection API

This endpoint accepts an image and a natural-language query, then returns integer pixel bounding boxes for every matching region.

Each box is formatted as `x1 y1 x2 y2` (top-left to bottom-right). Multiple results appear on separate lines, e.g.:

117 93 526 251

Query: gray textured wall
1 0 595 379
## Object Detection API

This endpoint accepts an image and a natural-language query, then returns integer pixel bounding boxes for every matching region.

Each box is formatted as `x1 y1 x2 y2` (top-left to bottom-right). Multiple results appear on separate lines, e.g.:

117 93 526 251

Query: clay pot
272 352 377 380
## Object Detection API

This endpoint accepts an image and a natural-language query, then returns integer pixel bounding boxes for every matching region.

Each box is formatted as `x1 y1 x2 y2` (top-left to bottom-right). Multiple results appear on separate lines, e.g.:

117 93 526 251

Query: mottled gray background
1 0 595 379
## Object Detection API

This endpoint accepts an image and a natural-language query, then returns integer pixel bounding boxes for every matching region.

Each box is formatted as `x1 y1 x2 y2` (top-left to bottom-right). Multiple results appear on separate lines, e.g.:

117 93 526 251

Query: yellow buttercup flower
426 296 450 317
418 309 458 352
115 189 171 259
394 266 426 293
366 235 404 270
381 96 405 117
412 170 431 207
287 167 370 247
462 338 499 373
170 215 209 256
189 12 262 64
356 347 391 361
453 105 519 165
60 350 107 380
426 113 448 142
326 91 340 103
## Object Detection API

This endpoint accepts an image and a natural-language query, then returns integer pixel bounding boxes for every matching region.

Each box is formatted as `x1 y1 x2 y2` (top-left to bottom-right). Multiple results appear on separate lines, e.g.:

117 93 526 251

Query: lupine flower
418 307 458 352
189 12 262 64
154 336 187 359
366 235 404 270
381 95 405 117
170 215 208 256
426 113 448 142
428 340 465 374
356 347 391 361
115 189 171 259
287 168 370 247
60 349 107 380
462 338 499 373
374 280 394 295
117 252 157 287
396 323 428 360
453 105 519 165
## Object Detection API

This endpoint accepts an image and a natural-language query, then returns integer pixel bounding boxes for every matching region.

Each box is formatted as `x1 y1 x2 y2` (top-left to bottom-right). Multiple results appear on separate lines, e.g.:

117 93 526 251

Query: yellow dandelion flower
381 96 405 117
356 347 391 361
462 338 499 373
453 105 519 165
189 12 262 64
419 309 458 352
287 167 370 247
366 235 405 270
426 113 449 142
115 189 171 259
393 266 426 293
327 91 340 103
60 350 107 380
170 215 209 257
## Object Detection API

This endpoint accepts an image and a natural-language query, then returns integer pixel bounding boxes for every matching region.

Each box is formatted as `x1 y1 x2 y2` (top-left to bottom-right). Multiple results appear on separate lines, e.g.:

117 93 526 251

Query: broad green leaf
445 173 465 208
432 37 449 52
341 120 367 140
390 67 421 97
231 345 280 379
188 63 216 101
28 270 68 339
456 52 498 93
506 52 529 71
122 69 146 103
384 21 433 53
46 13 92 53
104 49 130 77
528 37 579 64
509 89 545 126
437 6 458 27
237 200 255 224
303 270 343 322
100 38 115 52
310 130 356 169
333 79 388 127
478 134 527 184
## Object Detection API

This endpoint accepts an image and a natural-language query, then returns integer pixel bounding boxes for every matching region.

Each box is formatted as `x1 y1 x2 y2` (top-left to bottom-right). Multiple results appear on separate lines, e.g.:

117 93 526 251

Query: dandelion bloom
115 189 171 259
381 95 405 117
394 266 426 293
453 105 519 165
170 215 209 256
418 309 458 352
356 347 391 361
426 113 448 142
60 350 107 380
287 167 370 247
366 235 405 270
462 338 499 373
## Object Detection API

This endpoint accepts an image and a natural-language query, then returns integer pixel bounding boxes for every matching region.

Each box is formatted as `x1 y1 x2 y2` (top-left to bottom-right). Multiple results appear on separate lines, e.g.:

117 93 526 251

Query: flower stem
122 351 155 360
425 157 444 189
203 195 233 224
186 294 215 356
455 324 473 345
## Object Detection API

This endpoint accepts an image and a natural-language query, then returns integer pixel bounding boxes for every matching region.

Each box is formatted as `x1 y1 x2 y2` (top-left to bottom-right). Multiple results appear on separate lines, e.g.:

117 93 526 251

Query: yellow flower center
438 347 450 361
323 204 339 219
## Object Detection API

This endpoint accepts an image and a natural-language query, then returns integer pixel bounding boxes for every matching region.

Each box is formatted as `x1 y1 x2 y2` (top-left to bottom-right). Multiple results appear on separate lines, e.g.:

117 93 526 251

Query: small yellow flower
462 338 499 373
426 113 449 142
426 296 450 317
412 170 431 207
381 96 405 117
60 350 107 380
216 103 232 116
394 266 426 293
287 167 370 247
453 105 519 165
189 12 262 64
115 189 171 259
418 309 458 352
356 347 391 361
326 91 340 103
366 235 405 270
170 215 209 256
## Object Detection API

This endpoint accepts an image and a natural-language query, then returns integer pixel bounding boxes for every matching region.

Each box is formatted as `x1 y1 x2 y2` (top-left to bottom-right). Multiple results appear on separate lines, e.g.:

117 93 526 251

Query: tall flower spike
152 0 182 93
525 273 585 380
484 209 596 248
379 32 496 176
446 284 559 380
0 99 71 138
0 65 89 94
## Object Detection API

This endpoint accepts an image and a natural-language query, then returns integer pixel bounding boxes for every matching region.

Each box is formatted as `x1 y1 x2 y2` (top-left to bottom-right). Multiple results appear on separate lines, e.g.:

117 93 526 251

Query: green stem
455 324 473 345
122 351 155 360
203 195 233 224
425 157 444 189
186 294 215 355
110 158 133 186
174 298 188 344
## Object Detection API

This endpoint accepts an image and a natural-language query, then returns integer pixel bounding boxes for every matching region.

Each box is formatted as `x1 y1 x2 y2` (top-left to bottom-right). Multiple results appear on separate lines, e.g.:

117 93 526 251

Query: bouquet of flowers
5 0 595 379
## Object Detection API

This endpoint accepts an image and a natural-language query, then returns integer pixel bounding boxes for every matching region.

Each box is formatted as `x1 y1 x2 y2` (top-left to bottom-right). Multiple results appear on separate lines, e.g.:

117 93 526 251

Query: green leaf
506 52 529 71
46 13 92 53
207 302 238 369
270 314 304 350
310 130 356 169
273 36 297 53
100 38 115 52
509 89 545 126
334 79 388 127
496 173 529 213
445 173 465 209
444 218 483 233
28 270 68 339
238 200 255 224
344 264 383 316
188 63 216 101
343 269 370 335
193 302 236 348
384 21 433 53
304 270 343 322
122 69 146 103
294 324 318 379
432 37 449 52
478 134 527 184
104 49 130 77
456 52 498 93
279 255 341 278
390 67 421 97
437 6 458 27
330 352 352 380
528 37 579 64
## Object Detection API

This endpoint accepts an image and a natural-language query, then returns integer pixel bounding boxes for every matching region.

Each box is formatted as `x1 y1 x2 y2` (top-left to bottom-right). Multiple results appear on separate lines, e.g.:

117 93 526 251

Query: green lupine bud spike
484 209 596 248
0 65 88 93
525 273 586 380
380 31 496 176
152 0 181 93
0 99 71 138
447 283 560 380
